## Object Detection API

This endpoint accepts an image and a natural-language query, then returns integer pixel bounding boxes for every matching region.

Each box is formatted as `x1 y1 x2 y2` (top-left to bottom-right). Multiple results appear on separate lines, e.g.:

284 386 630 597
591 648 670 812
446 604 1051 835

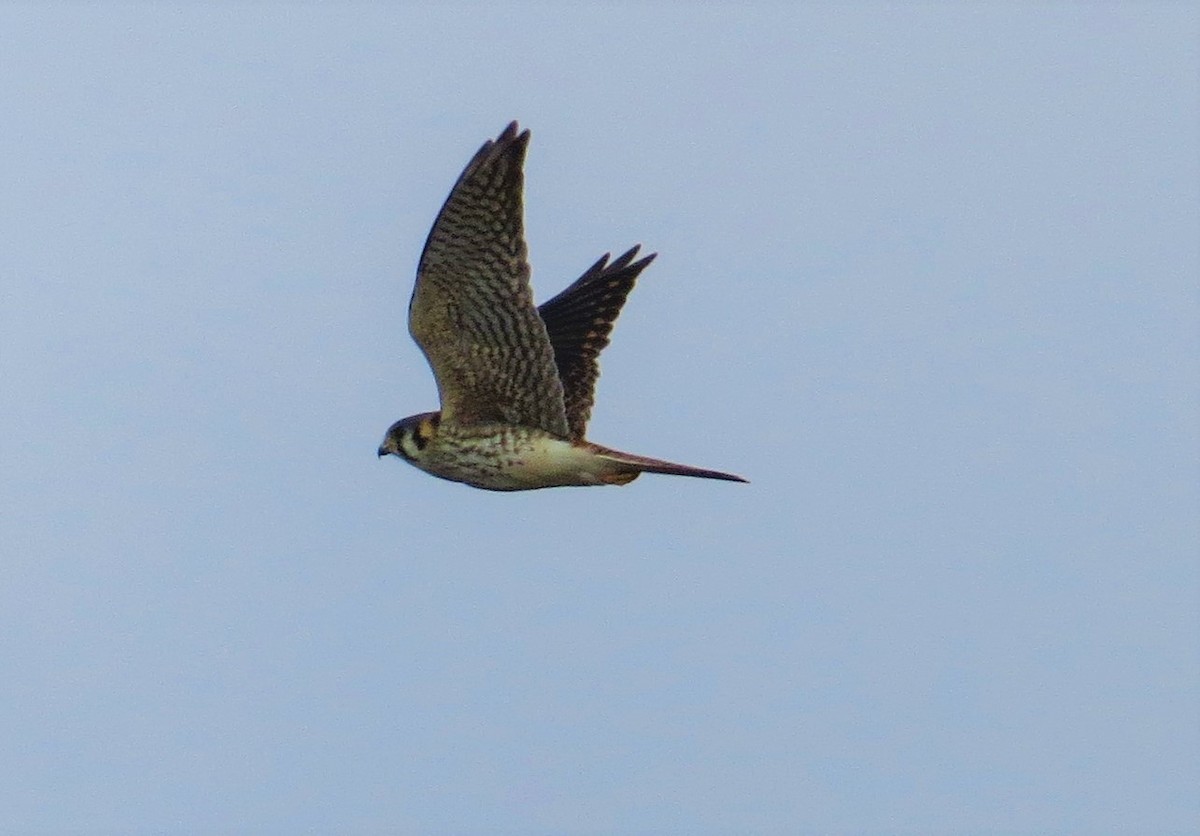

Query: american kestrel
377 122 747 491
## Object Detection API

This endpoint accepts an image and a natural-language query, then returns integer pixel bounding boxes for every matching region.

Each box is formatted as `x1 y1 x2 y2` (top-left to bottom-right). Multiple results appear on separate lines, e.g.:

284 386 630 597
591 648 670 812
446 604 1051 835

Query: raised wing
408 122 569 437
537 246 655 440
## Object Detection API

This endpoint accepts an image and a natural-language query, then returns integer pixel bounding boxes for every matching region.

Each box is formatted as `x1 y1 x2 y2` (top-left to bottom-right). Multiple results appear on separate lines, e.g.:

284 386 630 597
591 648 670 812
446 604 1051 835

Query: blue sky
2 4 1197 832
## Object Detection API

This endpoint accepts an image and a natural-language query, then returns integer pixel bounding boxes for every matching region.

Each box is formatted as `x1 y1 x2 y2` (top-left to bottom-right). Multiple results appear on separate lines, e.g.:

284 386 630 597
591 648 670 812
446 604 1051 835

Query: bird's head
378 411 442 461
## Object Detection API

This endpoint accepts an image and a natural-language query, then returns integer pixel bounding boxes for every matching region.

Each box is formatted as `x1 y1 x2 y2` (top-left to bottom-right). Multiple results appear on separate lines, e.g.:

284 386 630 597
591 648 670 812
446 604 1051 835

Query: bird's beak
377 446 388 458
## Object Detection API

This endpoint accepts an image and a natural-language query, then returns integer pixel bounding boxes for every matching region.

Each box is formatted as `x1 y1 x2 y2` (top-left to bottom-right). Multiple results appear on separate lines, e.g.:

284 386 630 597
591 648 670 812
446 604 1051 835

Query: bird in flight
378 122 747 491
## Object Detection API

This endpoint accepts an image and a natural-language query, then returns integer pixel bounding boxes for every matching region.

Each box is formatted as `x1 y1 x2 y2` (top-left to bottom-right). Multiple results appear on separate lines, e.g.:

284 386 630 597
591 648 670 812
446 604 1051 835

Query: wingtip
608 245 657 273
498 120 529 144
617 245 657 268
459 121 530 179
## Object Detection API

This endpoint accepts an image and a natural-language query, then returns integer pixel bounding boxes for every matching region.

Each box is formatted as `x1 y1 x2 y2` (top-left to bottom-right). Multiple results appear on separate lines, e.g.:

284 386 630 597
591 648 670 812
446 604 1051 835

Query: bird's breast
415 425 611 491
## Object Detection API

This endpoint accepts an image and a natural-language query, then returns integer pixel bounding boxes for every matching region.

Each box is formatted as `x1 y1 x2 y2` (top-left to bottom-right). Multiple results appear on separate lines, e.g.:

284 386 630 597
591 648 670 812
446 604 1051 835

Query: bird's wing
537 246 655 440
408 122 569 437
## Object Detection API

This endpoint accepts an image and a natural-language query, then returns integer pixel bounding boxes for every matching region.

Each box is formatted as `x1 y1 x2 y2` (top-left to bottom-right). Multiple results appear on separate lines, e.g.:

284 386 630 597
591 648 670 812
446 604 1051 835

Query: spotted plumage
538 246 652 440
378 122 746 491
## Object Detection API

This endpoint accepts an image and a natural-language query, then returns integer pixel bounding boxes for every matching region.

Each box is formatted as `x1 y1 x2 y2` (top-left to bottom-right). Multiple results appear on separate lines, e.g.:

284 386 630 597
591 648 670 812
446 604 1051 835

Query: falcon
378 122 747 491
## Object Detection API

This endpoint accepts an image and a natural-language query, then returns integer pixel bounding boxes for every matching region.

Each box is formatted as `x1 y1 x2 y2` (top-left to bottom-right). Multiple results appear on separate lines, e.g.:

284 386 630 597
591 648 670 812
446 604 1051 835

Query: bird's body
378 122 746 491
383 411 743 492
382 415 634 491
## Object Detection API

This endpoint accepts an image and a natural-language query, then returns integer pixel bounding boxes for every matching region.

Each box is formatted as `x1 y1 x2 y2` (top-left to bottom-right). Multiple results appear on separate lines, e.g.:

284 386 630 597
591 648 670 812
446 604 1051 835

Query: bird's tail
588 443 748 485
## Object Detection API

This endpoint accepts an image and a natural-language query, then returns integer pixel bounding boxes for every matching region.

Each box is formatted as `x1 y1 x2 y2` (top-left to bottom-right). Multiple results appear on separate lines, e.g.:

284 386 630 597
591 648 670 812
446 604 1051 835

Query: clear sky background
2 4 1197 833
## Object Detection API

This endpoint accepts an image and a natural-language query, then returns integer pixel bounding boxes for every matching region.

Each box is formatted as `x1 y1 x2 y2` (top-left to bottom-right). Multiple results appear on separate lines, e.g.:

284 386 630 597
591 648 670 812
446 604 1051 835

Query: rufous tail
590 444 748 484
